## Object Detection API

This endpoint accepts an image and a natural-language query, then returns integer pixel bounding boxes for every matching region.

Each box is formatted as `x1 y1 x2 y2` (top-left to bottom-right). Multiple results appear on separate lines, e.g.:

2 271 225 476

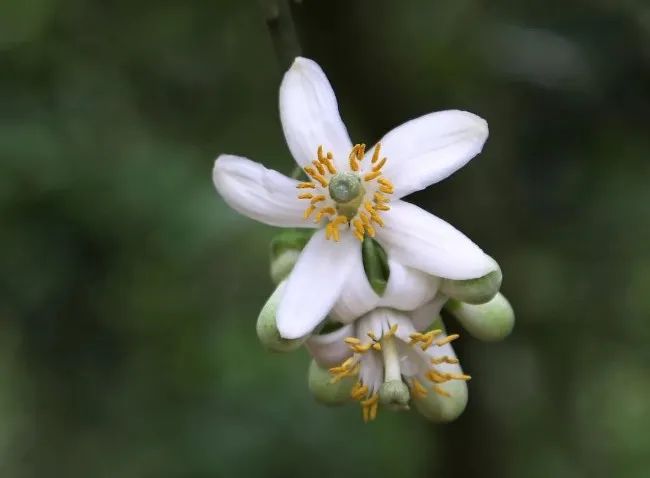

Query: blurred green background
1 0 649 477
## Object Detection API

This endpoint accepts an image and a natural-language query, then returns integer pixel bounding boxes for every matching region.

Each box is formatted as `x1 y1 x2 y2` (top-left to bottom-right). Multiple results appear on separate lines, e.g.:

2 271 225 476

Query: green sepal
362 237 390 296
269 229 314 261
445 292 514 342
256 282 308 352
308 360 355 406
440 266 502 305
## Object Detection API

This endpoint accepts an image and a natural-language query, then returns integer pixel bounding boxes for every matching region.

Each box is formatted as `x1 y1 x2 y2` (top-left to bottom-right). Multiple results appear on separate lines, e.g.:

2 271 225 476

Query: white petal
376 200 498 280
410 294 449 331
375 110 488 198
279 57 353 170
331 247 380 323
277 229 357 339
213 155 314 228
378 259 440 311
305 323 354 368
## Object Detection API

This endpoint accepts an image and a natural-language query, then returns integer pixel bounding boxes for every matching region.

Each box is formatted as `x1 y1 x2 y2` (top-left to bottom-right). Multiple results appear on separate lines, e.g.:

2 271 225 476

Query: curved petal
213 155 314 228
376 200 498 280
306 323 355 368
374 110 488 198
279 57 353 170
331 247 380 323
379 259 440 311
410 294 449 331
277 229 357 339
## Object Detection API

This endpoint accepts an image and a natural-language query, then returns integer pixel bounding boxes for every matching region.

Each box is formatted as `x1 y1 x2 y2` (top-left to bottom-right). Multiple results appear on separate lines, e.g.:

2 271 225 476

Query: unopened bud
308 360 355 406
256 282 308 352
445 292 514 342
440 266 502 305
413 380 468 423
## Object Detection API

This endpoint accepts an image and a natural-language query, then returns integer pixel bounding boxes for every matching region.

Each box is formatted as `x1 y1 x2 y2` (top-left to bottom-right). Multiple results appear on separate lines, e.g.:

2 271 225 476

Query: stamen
410 378 428 399
446 373 472 381
379 185 394 194
344 337 361 345
361 394 379 423
303 166 329 187
303 205 316 219
310 195 326 205
435 334 460 347
371 143 382 164
431 356 460 365
363 170 382 181
297 182 316 189
426 370 449 384
298 193 313 199
348 144 365 172
373 202 390 211
374 192 389 203
312 160 326 175
351 382 368 400
372 157 387 172
409 330 442 351
314 206 335 222
364 222 376 237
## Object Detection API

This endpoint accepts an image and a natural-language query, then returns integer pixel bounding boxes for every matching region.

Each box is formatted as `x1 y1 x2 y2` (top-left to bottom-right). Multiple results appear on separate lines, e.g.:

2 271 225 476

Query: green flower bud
379 380 411 411
440 266 502 305
308 360 355 406
270 249 300 284
413 380 468 423
256 282 308 352
269 229 313 284
445 292 514 342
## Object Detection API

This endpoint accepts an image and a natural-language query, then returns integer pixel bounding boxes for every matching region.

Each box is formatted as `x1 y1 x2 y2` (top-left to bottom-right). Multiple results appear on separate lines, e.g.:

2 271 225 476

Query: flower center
328 324 471 422
296 143 395 242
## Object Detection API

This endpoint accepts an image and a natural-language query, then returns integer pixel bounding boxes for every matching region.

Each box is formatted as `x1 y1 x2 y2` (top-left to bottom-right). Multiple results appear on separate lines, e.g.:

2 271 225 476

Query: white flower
306 259 467 422
213 57 497 339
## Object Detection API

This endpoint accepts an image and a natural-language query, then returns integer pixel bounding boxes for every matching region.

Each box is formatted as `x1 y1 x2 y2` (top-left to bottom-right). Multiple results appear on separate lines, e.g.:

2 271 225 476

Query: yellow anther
409 330 442 351
351 382 368 400
316 146 337 174
351 343 372 353
411 378 428 399
344 337 361 345
374 192 389 203
303 205 316 219
371 143 382 164
446 373 472 381
371 342 382 351
298 193 313 199
434 385 451 398
374 203 390 212
379 185 394 194
360 212 371 226
353 218 364 235
312 160 326 175
361 394 379 423
348 144 365 172
378 178 393 188
353 230 364 241
364 222 376 237
431 355 459 365
314 206 335 222
364 201 376 214
304 166 329 187
370 212 384 227
435 334 460 347
363 170 382 181
426 369 450 384
385 323 398 337
372 157 387 172
367 331 378 341
310 195 326 205
297 182 316 189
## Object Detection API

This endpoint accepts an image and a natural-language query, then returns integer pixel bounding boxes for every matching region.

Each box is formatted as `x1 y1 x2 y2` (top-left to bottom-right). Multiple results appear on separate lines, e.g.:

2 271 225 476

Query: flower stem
259 0 302 72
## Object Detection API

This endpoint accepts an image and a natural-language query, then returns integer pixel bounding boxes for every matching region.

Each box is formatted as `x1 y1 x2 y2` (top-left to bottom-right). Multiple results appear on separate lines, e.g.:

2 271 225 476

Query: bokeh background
1 0 649 476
